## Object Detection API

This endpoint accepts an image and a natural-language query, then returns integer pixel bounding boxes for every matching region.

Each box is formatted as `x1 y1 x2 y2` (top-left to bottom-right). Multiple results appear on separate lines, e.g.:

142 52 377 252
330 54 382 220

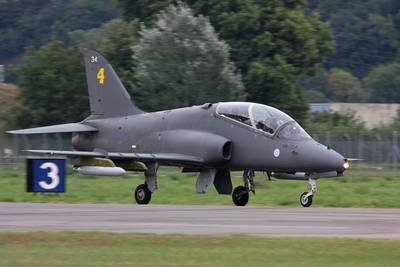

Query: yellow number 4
97 67 105 84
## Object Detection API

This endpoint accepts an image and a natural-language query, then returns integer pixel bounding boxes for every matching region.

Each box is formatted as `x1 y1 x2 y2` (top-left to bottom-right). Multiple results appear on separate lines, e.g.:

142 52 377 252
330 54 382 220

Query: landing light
343 161 350 169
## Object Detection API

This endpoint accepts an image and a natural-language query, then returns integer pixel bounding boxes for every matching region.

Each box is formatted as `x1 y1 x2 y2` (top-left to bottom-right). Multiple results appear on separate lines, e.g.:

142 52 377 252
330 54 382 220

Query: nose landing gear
232 170 254 206
300 178 317 207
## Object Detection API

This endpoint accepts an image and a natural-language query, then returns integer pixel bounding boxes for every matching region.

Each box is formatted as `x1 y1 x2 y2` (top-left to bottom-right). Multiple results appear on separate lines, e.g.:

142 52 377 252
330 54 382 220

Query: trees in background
306 112 367 138
9 0 400 129
117 0 335 122
308 0 400 78
363 63 400 103
0 0 119 62
98 19 139 94
324 69 362 102
10 18 141 128
13 42 88 128
298 67 363 103
220 0 333 122
9 18 139 128
117 0 172 23
11 3 246 126
0 83 18 131
131 3 245 111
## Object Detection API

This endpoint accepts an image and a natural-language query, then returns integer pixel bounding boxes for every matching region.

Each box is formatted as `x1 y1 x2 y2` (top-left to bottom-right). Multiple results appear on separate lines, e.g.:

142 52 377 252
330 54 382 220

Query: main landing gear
134 163 158 205
300 178 317 207
232 170 254 206
135 184 152 204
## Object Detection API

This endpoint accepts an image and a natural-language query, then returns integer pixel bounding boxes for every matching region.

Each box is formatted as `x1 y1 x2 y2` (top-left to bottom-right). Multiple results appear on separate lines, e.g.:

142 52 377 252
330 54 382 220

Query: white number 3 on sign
39 162 60 190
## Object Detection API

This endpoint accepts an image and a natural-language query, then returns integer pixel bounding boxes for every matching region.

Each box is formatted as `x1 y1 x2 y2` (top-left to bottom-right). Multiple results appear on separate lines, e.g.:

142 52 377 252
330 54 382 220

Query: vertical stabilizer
84 49 143 118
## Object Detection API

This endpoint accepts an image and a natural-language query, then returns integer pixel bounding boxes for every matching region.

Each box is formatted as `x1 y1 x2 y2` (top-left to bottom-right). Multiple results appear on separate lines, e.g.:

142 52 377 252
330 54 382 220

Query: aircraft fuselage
73 103 346 174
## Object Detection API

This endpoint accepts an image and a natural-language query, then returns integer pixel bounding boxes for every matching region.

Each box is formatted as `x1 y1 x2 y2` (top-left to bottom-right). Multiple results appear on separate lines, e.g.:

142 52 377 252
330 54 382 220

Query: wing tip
6 130 31 135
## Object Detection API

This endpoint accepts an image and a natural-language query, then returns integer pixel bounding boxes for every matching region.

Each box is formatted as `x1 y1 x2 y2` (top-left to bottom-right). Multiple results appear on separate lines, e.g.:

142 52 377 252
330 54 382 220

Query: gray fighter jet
8 49 349 207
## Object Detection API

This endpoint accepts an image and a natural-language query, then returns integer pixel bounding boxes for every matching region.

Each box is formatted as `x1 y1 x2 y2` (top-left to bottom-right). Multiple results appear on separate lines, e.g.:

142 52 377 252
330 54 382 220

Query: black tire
135 184 152 205
300 192 313 207
232 186 249 206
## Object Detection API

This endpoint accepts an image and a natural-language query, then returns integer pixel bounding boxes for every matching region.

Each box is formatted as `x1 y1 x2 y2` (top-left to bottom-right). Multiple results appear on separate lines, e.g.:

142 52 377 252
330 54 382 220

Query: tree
330 13 398 77
308 0 400 78
13 41 88 128
117 0 335 122
297 67 330 102
363 63 400 103
117 0 173 23
67 19 140 94
306 112 367 138
0 0 119 61
131 3 245 111
99 19 140 94
377 110 400 137
303 90 330 103
0 83 18 131
325 69 362 102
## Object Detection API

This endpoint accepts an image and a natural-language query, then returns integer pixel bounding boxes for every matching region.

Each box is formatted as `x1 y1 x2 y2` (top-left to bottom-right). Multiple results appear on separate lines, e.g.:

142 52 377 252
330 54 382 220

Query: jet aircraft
8 49 350 207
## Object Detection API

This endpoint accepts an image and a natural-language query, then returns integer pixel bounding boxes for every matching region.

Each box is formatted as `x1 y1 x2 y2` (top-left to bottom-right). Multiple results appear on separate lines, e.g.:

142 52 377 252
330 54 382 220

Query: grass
0 163 400 207
0 232 399 267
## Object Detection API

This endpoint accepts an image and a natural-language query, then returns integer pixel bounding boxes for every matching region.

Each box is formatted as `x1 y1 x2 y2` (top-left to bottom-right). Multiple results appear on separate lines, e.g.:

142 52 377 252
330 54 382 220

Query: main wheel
232 186 249 206
135 184 152 205
300 192 313 207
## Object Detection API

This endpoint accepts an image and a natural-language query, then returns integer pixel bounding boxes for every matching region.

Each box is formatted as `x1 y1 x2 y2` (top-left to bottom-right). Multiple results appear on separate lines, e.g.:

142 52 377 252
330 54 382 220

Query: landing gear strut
300 178 317 207
134 162 159 205
232 170 255 206
243 170 255 193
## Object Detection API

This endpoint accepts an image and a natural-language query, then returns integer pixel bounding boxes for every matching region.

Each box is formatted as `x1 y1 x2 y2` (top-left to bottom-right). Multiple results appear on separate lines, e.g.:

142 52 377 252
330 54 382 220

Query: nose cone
324 148 347 173
297 141 346 173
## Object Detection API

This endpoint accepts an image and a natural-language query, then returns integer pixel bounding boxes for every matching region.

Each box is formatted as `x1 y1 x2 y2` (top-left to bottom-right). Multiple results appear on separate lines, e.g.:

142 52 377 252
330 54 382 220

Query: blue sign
27 159 66 193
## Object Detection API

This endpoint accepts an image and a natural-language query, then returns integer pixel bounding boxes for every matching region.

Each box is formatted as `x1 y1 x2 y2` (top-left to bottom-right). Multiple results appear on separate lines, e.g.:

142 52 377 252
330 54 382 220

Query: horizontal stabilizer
7 123 97 135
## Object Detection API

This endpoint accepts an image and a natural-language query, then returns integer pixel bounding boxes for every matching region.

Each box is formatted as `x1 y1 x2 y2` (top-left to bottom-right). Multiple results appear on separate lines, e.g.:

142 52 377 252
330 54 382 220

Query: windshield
216 102 292 135
277 121 311 140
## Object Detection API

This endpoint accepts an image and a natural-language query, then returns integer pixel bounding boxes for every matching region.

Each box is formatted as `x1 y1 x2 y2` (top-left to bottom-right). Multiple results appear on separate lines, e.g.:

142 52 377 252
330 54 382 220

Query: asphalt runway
1 203 400 239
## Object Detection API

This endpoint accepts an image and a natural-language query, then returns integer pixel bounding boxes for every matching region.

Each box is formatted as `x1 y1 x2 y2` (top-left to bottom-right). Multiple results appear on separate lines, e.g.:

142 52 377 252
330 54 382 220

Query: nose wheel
300 192 313 207
300 178 317 207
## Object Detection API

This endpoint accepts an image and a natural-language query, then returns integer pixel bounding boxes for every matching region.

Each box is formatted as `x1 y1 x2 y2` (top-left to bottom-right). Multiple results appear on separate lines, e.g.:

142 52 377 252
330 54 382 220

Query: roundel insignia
273 148 280 158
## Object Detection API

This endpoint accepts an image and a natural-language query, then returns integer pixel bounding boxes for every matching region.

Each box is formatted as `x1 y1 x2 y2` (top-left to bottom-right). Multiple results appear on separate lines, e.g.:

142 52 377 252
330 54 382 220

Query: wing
24 149 204 165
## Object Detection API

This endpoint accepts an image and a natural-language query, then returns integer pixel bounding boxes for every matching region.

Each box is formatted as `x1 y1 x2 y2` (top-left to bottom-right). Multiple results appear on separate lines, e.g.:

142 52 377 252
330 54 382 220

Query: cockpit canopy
216 102 311 140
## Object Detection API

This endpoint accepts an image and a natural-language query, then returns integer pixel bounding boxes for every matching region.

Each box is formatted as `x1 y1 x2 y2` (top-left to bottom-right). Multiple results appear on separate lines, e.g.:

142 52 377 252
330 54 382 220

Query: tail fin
83 49 143 118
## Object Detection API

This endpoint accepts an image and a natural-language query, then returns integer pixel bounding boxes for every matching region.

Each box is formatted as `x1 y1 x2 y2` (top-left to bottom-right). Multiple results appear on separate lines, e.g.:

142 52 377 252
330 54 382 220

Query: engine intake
161 130 233 165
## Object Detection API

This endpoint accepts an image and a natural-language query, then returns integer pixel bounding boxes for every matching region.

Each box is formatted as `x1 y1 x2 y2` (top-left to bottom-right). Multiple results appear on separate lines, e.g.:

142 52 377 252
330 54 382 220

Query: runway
1 203 400 239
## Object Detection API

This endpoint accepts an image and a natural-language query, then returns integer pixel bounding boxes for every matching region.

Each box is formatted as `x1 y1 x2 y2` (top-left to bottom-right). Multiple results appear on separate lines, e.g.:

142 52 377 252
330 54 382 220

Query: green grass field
0 232 399 267
0 163 399 207
1 167 399 267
